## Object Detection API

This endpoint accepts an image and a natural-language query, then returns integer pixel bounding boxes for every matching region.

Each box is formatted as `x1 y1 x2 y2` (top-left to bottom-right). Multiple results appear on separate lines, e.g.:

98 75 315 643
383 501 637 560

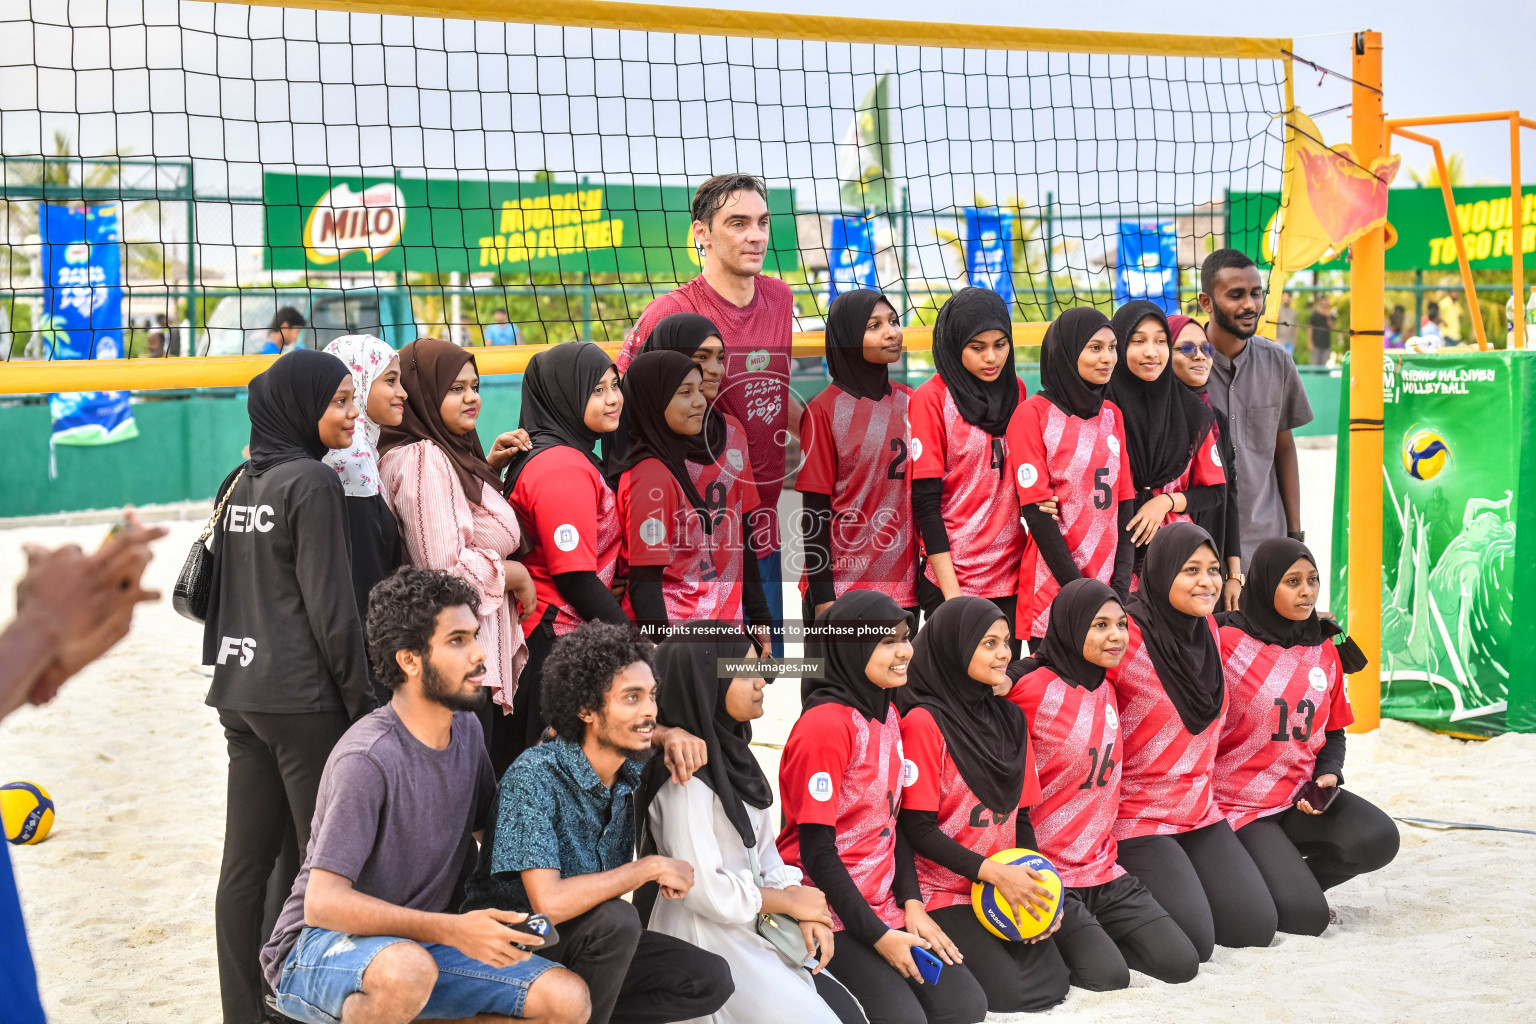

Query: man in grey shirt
1198 249 1313 574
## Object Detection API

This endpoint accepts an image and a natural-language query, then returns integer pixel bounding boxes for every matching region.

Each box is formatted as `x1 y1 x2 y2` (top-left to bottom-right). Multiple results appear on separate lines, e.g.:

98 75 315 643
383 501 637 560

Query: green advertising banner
262 173 799 276
1231 186 1536 272
1335 351 1536 736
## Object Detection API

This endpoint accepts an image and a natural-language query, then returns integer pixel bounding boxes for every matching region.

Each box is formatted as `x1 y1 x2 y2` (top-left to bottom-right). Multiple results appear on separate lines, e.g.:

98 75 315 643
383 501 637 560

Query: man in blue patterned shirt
464 623 734 1024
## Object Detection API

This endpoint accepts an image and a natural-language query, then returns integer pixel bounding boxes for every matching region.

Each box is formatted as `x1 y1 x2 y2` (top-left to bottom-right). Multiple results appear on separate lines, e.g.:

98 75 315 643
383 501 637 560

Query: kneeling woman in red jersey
615 349 771 639
1008 579 1199 989
501 342 630 756
1215 538 1399 935
798 289 918 621
778 591 989 1024
1007 307 1136 645
1110 523 1277 960
897 597 1070 1013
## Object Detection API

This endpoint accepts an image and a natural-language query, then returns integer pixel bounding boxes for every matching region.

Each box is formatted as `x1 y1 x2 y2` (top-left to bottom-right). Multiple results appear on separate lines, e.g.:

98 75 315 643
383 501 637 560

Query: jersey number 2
887 437 908 480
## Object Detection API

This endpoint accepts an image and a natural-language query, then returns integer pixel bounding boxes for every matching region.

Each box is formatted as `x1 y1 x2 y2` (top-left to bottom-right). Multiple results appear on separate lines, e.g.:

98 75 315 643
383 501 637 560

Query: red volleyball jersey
1008 395 1135 638
898 706 1040 910
908 375 1029 599
1111 618 1228 840
1214 627 1355 830
778 702 907 931
1010 667 1126 889
1151 428 1226 529
506 446 622 636
688 412 759 621
617 458 737 624
796 383 918 606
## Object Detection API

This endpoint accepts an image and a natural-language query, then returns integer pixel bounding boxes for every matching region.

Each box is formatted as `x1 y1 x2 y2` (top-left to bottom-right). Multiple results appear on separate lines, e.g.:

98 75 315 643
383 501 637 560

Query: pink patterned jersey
1214 627 1355 830
617 458 739 625
1008 395 1136 639
796 383 918 606
909 375 1029 599
1111 618 1228 840
1010 667 1127 889
899 707 1039 909
1152 428 1226 528
777 702 906 931
688 413 759 620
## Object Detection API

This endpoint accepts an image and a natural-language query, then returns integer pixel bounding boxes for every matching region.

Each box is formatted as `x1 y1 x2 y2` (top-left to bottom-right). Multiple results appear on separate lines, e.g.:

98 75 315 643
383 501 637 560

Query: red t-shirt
1008 395 1135 639
899 706 1039 909
619 275 794 553
688 413 759 622
617 458 739 624
1214 627 1354 830
506 446 622 636
908 375 1029 599
1152 428 1226 528
777 702 906 931
1010 667 1126 889
796 383 918 607
1110 618 1228 840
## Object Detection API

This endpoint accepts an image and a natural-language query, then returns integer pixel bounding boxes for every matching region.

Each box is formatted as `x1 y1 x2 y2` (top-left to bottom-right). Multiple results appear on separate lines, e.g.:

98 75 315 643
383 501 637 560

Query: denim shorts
275 926 557 1024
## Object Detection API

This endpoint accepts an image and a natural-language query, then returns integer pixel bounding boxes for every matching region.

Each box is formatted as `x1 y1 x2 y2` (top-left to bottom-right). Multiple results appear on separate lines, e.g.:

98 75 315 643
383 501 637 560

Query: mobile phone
911 946 943 985
507 912 559 951
1296 781 1339 813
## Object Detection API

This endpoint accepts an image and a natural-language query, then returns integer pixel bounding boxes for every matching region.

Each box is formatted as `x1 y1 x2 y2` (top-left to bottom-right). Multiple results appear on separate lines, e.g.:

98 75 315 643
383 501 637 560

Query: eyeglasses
1175 341 1216 360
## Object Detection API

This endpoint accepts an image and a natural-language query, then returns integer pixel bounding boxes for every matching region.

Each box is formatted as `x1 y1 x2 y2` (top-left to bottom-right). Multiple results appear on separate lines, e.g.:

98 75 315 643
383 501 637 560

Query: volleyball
1 781 55 846
1402 429 1449 481
970 848 1063 941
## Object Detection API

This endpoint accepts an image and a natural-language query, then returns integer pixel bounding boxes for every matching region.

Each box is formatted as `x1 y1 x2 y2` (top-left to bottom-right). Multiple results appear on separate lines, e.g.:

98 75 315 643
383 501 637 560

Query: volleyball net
0 0 1292 388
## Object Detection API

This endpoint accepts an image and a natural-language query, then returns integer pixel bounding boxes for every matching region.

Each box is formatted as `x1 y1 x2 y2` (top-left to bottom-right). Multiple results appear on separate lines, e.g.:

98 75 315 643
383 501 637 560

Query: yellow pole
1346 30 1384 732
1511 114 1525 350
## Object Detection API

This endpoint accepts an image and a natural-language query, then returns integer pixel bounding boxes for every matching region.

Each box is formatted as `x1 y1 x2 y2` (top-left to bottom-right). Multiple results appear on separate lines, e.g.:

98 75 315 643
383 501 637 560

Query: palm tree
1408 150 1468 190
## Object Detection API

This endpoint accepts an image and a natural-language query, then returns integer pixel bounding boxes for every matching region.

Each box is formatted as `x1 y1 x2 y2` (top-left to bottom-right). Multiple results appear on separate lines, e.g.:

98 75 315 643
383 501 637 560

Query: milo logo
745 349 771 373
304 182 405 264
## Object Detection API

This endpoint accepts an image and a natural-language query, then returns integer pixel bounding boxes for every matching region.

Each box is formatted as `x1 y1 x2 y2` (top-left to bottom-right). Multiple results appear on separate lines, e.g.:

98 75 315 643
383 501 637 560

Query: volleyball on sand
1 781 55 846
971 848 1063 941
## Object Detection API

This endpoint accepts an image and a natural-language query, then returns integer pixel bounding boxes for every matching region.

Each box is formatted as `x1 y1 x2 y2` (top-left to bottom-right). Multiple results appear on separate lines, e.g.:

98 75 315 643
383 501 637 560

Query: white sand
3 443 1534 1022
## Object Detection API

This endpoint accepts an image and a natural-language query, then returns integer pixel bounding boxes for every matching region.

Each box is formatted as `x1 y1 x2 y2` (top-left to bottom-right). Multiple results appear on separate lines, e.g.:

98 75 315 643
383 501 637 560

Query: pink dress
380 440 527 711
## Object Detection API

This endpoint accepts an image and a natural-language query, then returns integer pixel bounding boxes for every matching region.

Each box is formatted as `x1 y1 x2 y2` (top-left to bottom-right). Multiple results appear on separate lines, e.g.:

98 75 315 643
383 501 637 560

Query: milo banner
39 203 137 447
1334 351 1536 735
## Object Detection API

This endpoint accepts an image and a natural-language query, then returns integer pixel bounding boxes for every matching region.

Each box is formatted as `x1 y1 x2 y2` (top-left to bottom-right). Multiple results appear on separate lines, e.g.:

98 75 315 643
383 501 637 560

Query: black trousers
1052 873 1200 989
1235 789 1400 936
821 927 989 1024
492 606 561 779
1115 820 1277 962
536 899 732 1024
215 707 349 1024
916 579 1020 658
928 904 1068 1013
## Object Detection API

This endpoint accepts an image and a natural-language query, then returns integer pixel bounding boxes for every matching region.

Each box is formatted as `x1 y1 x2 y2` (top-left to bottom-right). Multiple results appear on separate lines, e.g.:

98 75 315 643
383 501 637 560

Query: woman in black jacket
202 348 374 1024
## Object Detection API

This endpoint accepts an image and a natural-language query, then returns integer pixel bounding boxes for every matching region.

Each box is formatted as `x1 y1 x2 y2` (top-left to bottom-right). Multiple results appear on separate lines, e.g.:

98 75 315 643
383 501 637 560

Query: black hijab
502 341 615 496
931 287 1018 436
826 289 894 401
1224 538 1369 672
802 589 914 723
1106 301 1215 497
641 313 728 463
1014 578 1122 692
1125 522 1225 734
638 622 771 849
615 349 711 528
896 597 1028 815
1038 306 1112 420
246 348 352 477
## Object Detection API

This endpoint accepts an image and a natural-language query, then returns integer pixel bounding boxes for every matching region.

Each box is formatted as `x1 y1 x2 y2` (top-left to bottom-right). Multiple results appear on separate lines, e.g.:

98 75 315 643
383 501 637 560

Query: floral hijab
322 334 396 497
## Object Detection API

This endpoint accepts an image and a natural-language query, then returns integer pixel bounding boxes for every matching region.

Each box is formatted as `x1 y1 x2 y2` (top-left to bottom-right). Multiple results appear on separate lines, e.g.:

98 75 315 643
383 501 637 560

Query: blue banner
1114 222 1179 315
40 204 136 446
964 207 1015 306
828 216 879 301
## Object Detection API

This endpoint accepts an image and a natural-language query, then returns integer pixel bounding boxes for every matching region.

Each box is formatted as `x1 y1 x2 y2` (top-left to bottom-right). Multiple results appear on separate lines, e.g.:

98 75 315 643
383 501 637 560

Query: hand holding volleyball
972 849 1064 942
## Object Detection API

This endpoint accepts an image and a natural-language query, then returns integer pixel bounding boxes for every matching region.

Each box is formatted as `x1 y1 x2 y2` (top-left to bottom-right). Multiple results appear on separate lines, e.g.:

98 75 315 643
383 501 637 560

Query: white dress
648 777 844 1024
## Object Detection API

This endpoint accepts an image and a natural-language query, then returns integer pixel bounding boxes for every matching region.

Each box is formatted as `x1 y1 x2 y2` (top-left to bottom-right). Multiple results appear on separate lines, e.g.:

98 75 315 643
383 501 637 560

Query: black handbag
172 467 245 623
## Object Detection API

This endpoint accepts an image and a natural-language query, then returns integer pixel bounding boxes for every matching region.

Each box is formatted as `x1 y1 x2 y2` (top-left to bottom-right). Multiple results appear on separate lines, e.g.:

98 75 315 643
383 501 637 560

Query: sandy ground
3 442 1534 1022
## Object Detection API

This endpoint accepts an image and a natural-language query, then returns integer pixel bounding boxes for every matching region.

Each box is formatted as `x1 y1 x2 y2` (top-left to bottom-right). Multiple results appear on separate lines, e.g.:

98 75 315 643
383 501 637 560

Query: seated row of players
264 527 1398 1024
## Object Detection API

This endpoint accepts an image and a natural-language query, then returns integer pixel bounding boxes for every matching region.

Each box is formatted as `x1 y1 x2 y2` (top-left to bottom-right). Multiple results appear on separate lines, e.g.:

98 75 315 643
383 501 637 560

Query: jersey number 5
1092 467 1113 510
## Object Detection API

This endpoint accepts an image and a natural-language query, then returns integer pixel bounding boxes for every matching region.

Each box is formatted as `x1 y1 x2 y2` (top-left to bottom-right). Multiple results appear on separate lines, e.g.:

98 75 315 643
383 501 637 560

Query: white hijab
322 334 397 497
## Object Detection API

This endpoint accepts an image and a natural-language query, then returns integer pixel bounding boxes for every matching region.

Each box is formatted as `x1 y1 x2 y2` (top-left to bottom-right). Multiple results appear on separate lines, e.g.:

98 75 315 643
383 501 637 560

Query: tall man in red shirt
618 174 801 653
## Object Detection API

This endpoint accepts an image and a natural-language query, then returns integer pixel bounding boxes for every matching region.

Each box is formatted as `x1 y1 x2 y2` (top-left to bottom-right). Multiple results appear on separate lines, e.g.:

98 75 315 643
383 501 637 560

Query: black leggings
215 707 349 1024
489 606 561 779
916 579 1019 658
1115 820 1277 961
1051 874 1200 989
927 904 1068 1013
1235 789 1400 936
822 928 990 1024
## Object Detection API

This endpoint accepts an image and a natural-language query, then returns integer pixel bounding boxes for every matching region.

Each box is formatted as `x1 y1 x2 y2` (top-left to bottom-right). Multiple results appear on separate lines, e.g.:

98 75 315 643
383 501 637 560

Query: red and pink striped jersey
899 706 1040 909
778 702 906 931
796 383 918 606
1151 428 1226 528
1214 627 1355 830
617 458 741 625
1008 395 1135 639
909 375 1029 599
1010 666 1127 889
1111 618 1228 840
689 412 759 618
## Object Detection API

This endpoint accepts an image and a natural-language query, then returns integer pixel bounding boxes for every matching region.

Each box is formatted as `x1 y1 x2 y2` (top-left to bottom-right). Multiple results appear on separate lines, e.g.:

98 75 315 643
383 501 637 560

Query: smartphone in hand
912 946 943 985
507 912 560 951
1296 781 1339 813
